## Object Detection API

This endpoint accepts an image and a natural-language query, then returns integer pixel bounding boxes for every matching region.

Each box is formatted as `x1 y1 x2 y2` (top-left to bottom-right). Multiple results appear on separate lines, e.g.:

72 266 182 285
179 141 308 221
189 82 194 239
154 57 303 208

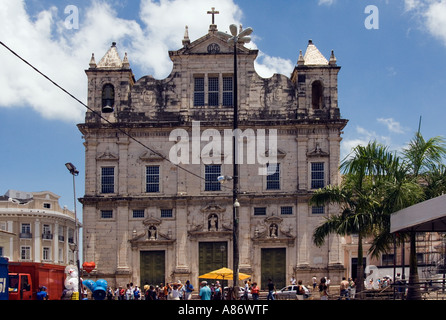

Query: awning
390 194 446 233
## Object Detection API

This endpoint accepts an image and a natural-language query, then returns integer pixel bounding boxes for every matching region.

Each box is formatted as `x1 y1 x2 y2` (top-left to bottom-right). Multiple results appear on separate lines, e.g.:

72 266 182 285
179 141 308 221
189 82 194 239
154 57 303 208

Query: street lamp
220 24 253 289
65 162 81 299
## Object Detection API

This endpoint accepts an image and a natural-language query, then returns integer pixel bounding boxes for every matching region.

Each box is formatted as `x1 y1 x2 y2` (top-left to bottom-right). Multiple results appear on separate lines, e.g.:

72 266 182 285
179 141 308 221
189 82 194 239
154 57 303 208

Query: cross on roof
207 7 219 25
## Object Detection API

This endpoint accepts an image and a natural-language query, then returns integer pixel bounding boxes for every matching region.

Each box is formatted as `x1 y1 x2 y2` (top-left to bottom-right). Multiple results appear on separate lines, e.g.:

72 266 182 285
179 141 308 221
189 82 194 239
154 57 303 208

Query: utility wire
0 40 232 190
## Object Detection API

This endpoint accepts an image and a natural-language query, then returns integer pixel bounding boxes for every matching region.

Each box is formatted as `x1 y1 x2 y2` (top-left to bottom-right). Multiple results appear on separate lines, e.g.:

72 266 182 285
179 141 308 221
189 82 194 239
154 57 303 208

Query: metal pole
232 40 239 289
72 173 81 299
66 162 81 300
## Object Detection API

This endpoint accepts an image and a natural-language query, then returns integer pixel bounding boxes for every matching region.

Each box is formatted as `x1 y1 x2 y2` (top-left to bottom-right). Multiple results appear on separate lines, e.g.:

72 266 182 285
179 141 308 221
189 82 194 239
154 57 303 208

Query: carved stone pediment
139 151 165 162
96 151 119 161
252 216 295 245
142 216 162 227
307 143 329 157
200 204 226 213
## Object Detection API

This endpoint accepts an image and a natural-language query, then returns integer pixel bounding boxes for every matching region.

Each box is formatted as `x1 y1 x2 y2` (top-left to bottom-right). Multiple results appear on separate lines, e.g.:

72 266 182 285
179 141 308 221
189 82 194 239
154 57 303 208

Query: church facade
78 16 348 289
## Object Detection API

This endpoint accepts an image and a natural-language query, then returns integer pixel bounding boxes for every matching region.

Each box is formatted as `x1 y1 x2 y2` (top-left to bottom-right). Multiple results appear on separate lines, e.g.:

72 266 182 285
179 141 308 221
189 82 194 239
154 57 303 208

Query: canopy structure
390 194 446 233
198 267 250 281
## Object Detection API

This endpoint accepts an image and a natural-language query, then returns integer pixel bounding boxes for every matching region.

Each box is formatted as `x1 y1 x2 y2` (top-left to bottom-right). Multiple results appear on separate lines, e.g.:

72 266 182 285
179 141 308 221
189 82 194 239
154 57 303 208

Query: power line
0 40 230 189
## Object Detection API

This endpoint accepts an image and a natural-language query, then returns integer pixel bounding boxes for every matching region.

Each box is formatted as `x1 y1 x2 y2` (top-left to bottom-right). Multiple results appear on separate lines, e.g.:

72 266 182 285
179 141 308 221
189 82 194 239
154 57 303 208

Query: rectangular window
21 223 31 234
254 207 266 216
161 209 173 218
43 247 51 261
205 165 221 191
68 228 74 244
101 167 115 193
20 223 32 238
146 166 160 193
208 77 219 106
58 225 64 242
101 210 113 219
312 206 325 214
266 163 280 190
281 206 293 215
133 210 145 218
42 224 52 240
43 203 51 209
311 162 325 189
21 246 31 260
223 76 233 107
194 77 205 106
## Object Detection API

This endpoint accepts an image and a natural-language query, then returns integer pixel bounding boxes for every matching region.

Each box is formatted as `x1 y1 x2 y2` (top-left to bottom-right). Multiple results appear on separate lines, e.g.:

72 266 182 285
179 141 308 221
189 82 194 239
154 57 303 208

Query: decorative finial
122 52 130 69
329 50 337 65
89 53 96 68
297 50 305 66
182 25 190 46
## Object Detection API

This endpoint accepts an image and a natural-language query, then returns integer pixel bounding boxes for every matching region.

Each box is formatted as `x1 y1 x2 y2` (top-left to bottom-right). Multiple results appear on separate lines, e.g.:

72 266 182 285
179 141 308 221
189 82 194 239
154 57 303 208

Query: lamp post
65 162 81 299
225 24 252 289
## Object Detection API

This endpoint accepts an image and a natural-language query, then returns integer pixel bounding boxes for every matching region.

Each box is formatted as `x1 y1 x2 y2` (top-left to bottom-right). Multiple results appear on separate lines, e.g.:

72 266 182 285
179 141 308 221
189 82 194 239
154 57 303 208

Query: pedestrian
339 277 350 300
348 278 356 299
243 280 249 300
251 282 260 300
145 285 157 300
199 281 212 300
267 279 275 300
125 283 133 300
168 282 182 300
106 286 114 300
312 276 317 291
213 283 222 300
297 280 305 300
290 276 296 285
318 277 328 300
184 280 194 300
37 286 48 300
134 285 141 300
119 286 125 300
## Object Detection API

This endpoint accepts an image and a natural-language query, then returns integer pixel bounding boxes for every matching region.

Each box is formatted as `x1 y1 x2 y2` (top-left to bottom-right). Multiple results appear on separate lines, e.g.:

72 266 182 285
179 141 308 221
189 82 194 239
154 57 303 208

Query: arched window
102 84 115 113
312 81 323 109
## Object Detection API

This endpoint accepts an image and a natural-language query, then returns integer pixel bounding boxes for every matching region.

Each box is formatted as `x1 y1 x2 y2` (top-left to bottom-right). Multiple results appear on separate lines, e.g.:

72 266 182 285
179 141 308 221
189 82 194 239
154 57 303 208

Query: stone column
34 219 41 262
116 202 130 272
296 135 308 190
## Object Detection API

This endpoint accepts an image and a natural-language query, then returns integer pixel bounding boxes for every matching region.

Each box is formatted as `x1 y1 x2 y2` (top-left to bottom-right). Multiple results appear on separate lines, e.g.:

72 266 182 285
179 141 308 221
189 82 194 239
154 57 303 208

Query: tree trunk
356 234 364 298
406 230 422 300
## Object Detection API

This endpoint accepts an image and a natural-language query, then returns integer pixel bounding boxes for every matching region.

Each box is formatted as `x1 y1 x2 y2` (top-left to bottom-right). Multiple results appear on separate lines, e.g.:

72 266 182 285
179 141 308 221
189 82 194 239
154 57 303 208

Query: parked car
223 286 252 300
274 285 310 300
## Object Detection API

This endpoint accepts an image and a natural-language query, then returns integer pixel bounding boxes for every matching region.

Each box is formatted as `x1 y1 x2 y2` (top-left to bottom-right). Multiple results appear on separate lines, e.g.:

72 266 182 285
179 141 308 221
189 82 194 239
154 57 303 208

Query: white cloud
318 0 335 6
0 0 293 123
341 125 392 159
377 117 407 134
404 0 446 47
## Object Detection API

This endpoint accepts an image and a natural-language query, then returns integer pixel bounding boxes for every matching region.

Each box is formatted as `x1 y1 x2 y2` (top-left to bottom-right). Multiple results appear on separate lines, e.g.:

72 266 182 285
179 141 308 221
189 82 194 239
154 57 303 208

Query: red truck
8 262 66 300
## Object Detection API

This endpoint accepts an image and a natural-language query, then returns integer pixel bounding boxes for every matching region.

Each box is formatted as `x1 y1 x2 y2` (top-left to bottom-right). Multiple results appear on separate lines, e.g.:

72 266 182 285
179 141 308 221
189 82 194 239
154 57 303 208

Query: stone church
78 12 348 290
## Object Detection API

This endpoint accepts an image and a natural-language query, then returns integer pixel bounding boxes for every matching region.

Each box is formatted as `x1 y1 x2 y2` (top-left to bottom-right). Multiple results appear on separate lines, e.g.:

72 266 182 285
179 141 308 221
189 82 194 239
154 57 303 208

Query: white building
0 190 78 265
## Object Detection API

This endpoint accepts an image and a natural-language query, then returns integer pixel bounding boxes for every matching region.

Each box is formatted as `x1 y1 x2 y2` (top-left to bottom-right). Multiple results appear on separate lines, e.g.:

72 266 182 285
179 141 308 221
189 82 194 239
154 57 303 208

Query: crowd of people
102 280 224 300
85 276 359 300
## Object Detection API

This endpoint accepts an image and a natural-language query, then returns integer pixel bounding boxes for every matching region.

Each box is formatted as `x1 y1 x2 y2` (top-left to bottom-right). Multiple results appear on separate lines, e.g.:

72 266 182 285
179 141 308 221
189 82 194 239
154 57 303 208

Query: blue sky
1 0 446 212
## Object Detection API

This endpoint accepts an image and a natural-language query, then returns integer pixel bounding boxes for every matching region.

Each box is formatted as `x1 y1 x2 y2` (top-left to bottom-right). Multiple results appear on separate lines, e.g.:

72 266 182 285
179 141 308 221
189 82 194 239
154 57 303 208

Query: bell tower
291 40 341 120
85 42 135 123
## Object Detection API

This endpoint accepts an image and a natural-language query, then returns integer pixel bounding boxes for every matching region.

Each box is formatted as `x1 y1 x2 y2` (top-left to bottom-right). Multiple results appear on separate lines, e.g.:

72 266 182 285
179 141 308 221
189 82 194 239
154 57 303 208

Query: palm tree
400 132 446 300
310 141 396 295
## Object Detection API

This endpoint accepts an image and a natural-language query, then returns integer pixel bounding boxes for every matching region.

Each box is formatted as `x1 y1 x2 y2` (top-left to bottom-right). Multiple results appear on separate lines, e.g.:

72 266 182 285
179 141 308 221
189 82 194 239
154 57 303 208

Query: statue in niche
269 223 278 238
148 226 157 240
208 214 218 232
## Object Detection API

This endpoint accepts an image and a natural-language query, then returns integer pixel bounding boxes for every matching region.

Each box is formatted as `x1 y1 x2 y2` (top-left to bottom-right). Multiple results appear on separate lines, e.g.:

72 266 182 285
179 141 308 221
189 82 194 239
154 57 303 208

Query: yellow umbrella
198 267 250 281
